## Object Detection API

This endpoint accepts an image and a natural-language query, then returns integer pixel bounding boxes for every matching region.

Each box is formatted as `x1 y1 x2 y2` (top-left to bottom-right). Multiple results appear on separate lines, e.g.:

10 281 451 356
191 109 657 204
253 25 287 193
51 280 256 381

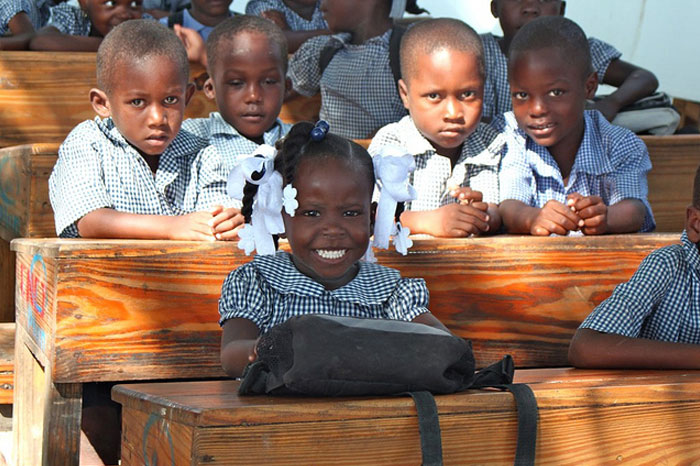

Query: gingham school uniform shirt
46 3 90 35
245 0 328 31
368 115 506 211
496 110 655 232
219 251 429 333
0 0 47 34
580 231 700 344
49 117 232 238
182 113 291 172
480 33 622 122
289 29 407 139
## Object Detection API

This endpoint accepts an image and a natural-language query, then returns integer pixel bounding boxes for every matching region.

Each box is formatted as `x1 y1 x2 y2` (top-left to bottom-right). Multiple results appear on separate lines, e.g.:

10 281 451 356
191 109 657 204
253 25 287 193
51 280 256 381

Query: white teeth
316 249 346 260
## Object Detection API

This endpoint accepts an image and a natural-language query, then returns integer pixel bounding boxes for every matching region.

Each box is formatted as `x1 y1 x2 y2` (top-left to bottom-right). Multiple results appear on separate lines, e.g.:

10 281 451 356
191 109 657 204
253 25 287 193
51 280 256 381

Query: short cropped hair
206 15 288 75
693 165 700 208
508 16 592 78
400 18 484 83
96 20 189 94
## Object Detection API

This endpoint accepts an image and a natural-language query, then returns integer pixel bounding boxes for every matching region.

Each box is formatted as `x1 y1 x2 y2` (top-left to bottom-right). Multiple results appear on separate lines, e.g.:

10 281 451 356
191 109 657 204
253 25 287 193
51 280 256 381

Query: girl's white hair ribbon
372 145 416 254
226 145 285 256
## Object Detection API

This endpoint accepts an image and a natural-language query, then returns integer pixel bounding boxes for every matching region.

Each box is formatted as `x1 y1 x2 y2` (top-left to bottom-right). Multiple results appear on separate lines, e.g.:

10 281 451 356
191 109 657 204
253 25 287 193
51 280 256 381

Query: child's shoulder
583 110 647 164
369 115 421 154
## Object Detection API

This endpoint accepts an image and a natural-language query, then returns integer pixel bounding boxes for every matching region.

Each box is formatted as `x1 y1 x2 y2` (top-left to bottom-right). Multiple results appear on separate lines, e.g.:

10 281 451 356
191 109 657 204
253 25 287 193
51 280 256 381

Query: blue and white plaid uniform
289 29 407 139
496 110 655 232
49 117 233 238
219 251 429 333
368 115 506 211
580 231 700 344
481 33 622 122
245 0 327 31
46 3 90 35
0 0 48 35
182 113 291 172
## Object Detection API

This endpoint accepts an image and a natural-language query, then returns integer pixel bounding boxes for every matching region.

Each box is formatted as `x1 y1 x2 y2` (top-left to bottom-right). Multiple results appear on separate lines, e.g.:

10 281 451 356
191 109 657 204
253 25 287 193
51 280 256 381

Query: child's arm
220 318 260 378
569 328 700 369
594 59 659 122
30 26 102 51
567 194 645 235
173 24 207 67
257 9 329 53
0 11 36 50
499 199 581 235
400 203 491 237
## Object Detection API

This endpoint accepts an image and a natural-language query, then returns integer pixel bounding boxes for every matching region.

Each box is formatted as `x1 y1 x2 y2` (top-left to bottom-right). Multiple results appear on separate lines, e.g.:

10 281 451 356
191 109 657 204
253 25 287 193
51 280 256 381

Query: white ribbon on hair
390 0 407 18
226 144 285 256
372 145 416 253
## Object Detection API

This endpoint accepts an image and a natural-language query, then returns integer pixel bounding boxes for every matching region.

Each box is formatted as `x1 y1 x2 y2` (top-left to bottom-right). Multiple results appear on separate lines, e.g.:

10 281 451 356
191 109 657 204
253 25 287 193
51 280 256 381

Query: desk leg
12 328 82 466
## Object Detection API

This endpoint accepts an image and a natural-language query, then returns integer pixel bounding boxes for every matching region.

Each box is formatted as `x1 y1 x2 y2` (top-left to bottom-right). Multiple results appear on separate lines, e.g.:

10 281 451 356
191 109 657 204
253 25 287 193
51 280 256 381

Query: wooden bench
10 234 677 465
111 368 700 465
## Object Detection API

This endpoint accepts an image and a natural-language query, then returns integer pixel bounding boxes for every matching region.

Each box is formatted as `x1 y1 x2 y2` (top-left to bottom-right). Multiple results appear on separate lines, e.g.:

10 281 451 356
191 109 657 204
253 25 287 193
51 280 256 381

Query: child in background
569 164 700 369
369 18 505 238
497 17 654 236
288 0 427 139
0 0 48 49
159 0 233 41
482 0 658 123
245 0 329 53
182 15 290 174
49 20 242 240
219 121 448 377
30 0 145 51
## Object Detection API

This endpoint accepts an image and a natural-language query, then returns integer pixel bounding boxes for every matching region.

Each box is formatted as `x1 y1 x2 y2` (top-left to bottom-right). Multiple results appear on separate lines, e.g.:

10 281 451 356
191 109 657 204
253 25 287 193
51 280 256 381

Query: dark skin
490 0 658 121
568 205 700 369
0 12 36 50
258 0 330 53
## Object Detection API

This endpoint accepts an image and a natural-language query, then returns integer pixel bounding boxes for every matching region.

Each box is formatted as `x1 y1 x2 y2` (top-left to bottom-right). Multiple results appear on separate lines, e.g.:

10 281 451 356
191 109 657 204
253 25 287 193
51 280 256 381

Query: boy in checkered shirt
368 18 506 238
245 0 329 53
49 20 243 240
569 164 700 369
496 17 654 236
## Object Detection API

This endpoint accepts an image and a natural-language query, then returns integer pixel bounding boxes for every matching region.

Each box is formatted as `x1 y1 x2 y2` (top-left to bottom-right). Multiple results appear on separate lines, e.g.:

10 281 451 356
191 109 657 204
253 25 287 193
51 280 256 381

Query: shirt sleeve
288 35 333 97
497 119 535 205
47 4 90 35
589 37 622 82
0 0 32 35
193 145 240 210
386 277 430 322
218 264 269 331
48 121 113 237
580 246 679 336
245 0 281 16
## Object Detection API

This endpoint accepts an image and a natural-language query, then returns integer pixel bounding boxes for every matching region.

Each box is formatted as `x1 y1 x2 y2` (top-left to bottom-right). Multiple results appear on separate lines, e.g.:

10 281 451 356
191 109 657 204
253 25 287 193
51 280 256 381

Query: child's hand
209 206 245 241
260 10 290 29
530 199 582 236
173 24 206 66
169 210 218 241
433 202 491 237
567 194 608 235
449 186 483 205
592 97 622 122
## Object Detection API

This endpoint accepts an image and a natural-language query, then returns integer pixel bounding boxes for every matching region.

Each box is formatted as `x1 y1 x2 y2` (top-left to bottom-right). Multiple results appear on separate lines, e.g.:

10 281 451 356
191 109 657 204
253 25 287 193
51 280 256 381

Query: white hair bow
372 145 416 255
227 145 286 256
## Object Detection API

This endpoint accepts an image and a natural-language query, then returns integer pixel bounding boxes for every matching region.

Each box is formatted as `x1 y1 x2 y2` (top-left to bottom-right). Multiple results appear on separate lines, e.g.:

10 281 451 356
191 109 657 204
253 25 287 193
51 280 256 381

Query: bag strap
388 23 407 84
318 38 344 75
406 391 443 466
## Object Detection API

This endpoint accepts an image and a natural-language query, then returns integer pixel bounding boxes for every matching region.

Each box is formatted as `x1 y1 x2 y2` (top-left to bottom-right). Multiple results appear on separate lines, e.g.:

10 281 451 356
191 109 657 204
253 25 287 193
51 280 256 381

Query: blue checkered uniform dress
289 29 407 139
368 116 506 211
0 0 50 34
580 231 700 344
219 251 429 333
245 0 327 31
495 110 655 232
480 33 622 122
49 117 233 237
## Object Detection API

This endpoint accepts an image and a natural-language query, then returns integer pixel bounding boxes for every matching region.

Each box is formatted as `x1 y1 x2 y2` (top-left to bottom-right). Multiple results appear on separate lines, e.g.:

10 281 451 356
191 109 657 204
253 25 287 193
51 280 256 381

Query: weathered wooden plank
0 323 14 404
0 241 13 323
279 93 320 125
641 134 700 232
112 371 700 465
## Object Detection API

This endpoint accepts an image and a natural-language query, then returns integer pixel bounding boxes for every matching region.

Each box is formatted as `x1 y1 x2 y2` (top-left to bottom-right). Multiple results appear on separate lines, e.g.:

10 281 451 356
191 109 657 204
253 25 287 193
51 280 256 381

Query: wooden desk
112 369 700 465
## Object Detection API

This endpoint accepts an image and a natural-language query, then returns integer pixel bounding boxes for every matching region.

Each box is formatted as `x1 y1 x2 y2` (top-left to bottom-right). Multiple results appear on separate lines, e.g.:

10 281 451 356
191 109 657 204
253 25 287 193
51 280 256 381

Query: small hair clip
310 120 330 141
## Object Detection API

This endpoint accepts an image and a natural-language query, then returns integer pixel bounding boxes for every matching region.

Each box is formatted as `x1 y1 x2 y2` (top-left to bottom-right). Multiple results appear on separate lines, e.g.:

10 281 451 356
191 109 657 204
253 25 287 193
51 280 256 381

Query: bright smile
315 249 347 260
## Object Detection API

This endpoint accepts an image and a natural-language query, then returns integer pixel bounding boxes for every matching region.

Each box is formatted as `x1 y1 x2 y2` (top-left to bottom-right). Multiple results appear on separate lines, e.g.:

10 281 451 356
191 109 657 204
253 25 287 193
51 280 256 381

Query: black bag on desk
239 314 538 466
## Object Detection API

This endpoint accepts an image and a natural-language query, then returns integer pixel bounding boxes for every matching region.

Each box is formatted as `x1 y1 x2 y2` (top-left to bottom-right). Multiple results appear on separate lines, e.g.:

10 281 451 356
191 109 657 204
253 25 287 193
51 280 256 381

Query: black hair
241 122 376 225
400 18 484 82
508 16 592 78
96 19 188 95
206 15 288 76
405 0 428 15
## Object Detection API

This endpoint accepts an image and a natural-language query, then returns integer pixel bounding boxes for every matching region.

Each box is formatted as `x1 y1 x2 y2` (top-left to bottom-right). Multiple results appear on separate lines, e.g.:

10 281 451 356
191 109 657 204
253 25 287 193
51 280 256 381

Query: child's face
319 0 367 34
79 0 142 37
190 0 232 18
283 156 373 290
92 55 192 157
491 0 564 40
205 31 286 141
509 47 596 157
398 48 483 158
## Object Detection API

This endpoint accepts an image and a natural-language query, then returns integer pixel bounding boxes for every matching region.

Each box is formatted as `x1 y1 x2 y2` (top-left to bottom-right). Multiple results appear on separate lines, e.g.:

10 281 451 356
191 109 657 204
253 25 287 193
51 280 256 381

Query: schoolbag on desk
239 314 538 466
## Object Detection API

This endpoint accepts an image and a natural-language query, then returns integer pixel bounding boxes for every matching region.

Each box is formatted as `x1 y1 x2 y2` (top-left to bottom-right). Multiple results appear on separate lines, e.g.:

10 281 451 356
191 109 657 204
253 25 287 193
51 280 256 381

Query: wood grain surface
0 323 13 404
113 370 700 465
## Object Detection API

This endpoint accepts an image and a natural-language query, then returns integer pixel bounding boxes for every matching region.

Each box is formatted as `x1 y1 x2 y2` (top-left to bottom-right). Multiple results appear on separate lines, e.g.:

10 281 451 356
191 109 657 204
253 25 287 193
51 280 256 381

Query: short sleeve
385 277 430 322
589 37 622 82
192 145 240 210
0 0 33 35
288 35 334 97
48 121 113 237
218 264 270 330
245 0 280 16
580 247 679 336
47 4 90 35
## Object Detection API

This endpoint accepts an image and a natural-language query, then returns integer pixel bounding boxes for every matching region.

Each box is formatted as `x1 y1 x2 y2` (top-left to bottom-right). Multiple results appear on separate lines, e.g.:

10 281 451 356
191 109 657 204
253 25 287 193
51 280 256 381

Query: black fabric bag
239 315 538 466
